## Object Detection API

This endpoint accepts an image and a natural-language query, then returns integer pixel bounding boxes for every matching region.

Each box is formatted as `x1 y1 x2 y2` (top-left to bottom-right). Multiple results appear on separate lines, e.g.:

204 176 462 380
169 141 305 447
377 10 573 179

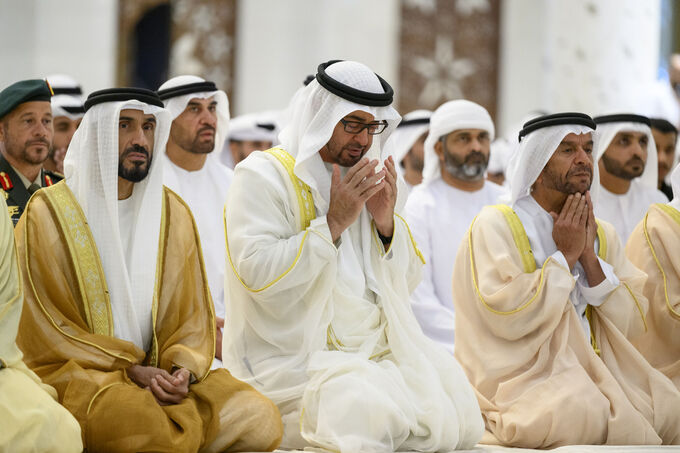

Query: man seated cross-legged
15 87 282 452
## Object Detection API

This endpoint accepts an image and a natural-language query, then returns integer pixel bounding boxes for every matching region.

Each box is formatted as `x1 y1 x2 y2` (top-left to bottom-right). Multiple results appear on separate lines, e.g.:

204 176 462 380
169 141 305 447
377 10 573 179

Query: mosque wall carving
398 0 500 119
117 0 237 98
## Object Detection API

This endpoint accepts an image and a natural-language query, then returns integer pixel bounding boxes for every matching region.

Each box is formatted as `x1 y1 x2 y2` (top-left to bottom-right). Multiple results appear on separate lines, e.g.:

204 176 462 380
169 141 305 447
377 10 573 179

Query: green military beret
0 79 53 120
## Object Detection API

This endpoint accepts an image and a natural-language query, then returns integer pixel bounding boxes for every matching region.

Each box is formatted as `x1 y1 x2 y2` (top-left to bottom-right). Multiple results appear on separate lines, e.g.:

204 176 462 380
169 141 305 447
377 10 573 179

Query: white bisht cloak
159 75 233 320
594 120 668 242
404 99 503 353
222 61 483 452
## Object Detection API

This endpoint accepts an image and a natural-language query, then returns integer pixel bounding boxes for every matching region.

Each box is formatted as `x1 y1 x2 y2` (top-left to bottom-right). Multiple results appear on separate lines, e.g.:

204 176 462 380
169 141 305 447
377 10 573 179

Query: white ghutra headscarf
593 118 657 191
422 100 495 184
158 75 230 153
158 75 232 191
278 60 402 213
385 109 431 175
63 97 171 351
46 74 85 120
506 116 598 207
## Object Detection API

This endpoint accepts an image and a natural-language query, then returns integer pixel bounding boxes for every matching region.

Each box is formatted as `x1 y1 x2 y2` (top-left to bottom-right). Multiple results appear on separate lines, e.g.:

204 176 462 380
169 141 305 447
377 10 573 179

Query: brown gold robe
16 182 282 452
453 205 680 448
626 203 680 389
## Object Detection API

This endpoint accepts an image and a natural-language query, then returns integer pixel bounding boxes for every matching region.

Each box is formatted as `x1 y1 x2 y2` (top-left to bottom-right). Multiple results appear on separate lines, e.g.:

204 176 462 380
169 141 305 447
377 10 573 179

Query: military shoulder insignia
43 170 64 186
0 172 13 191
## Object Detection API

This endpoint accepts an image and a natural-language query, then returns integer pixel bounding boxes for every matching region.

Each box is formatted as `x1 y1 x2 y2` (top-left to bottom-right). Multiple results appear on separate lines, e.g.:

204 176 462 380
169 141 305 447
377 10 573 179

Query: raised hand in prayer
366 155 397 238
327 158 386 241
549 192 588 269
580 191 598 259
577 191 605 287
215 316 224 360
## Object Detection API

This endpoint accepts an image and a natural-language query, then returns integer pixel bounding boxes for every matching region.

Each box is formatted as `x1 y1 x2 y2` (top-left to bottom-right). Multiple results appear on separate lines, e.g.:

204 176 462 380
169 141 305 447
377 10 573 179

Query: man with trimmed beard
650 117 677 199
594 113 668 241
223 60 483 452
15 87 282 452
404 100 505 353
0 79 63 225
157 75 233 363
452 112 680 447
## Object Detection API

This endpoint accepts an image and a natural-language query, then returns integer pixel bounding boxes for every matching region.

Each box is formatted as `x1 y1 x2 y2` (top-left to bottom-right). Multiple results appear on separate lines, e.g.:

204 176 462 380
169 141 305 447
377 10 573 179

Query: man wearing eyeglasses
404 100 505 354
222 60 483 452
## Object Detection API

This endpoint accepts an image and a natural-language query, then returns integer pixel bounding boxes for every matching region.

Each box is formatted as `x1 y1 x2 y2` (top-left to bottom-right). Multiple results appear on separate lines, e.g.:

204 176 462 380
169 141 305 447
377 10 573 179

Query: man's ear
434 140 444 162
0 120 5 142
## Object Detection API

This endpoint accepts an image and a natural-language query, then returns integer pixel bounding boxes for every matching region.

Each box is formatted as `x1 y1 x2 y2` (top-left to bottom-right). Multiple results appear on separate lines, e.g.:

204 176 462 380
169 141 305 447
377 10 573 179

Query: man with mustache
157 75 233 363
452 112 680 447
385 109 431 191
403 100 505 353
14 87 283 452
223 60 483 451
0 79 63 225
594 114 668 241
650 117 677 199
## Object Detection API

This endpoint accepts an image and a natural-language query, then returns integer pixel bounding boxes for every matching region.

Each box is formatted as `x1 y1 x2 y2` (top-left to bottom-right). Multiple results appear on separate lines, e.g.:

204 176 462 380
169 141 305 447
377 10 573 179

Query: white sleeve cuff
577 258 619 306
310 215 340 248
550 251 573 275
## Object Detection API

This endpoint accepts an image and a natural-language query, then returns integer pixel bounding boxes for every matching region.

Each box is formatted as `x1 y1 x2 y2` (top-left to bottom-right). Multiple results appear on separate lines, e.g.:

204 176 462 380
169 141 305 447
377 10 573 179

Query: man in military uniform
0 79 63 225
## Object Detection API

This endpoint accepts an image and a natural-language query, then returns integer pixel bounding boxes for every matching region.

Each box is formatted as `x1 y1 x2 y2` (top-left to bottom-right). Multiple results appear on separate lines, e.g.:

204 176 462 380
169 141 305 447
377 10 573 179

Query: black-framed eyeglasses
339 119 388 135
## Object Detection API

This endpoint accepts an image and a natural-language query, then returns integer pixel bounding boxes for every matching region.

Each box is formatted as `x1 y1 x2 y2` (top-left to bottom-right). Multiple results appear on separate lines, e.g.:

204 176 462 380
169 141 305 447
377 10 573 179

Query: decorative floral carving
398 0 499 119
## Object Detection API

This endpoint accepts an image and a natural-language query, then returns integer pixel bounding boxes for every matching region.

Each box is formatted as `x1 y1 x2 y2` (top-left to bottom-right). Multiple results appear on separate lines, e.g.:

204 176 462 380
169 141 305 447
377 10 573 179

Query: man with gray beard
404 100 505 353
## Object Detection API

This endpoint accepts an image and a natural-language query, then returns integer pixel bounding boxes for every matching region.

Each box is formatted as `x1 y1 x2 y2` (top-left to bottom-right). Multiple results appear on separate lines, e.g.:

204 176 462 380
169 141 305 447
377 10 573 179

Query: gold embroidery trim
164 187 216 380
596 221 607 262
224 148 332 293
471 207 607 324
643 205 680 321
264 147 315 230
22 188 132 363
584 305 600 355
623 282 648 331
586 220 609 355
492 204 536 273
468 211 548 315
394 213 425 264
147 190 168 367
226 224 313 293
86 383 124 414
369 214 424 264
43 182 113 336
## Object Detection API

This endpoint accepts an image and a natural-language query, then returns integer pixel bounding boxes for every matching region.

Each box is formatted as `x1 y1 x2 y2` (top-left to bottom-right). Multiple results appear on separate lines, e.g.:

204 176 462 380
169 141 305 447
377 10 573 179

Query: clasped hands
127 364 191 406
550 191 605 286
327 156 398 242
